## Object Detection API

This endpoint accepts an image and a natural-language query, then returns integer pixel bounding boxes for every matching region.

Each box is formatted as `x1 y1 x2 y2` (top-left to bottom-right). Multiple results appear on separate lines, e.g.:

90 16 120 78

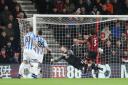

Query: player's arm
51 56 64 62
74 38 86 44
43 39 51 52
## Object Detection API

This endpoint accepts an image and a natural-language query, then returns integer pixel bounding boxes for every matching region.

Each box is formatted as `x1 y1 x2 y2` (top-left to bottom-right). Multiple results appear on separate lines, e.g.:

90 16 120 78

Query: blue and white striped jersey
23 32 36 50
33 35 48 54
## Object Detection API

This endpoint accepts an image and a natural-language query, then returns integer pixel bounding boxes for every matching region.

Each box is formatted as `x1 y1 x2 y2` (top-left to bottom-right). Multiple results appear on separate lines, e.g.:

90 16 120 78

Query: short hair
27 26 33 32
38 30 42 35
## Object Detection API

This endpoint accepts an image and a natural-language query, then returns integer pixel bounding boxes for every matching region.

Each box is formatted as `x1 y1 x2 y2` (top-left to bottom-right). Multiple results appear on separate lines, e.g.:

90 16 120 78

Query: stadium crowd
0 0 26 64
32 0 128 15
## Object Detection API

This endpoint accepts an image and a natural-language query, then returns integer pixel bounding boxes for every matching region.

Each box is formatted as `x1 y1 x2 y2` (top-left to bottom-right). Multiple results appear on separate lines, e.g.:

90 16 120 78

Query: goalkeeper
51 46 88 73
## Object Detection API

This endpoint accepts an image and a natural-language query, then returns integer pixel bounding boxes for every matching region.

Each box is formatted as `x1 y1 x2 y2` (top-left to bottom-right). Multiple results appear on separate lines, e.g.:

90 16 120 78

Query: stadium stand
0 0 26 64
32 0 128 15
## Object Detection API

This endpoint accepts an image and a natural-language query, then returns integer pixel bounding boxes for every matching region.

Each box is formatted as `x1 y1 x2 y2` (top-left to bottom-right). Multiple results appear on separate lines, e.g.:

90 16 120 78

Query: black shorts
88 51 97 60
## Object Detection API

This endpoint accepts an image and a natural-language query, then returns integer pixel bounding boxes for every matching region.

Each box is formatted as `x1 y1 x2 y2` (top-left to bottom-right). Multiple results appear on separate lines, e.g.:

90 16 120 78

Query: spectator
5 0 17 12
124 0 128 14
111 0 118 14
0 0 5 13
76 0 85 8
62 8 68 14
91 6 100 15
4 22 14 38
0 31 7 49
16 11 27 18
101 24 111 41
102 40 112 64
105 0 113 14
12 4 22 18
111 21 123 44
0 47 8 63
6 41 14 63
52 8 58 14
84 0 94 14
122 50 128 63
124 22 128 40
1 5 11 25
100 4 111 15
54 0 64 13
94 0 103 13
64 0 75 14
13 52 20 63
80 7 86 15
111 40 123 63
7 14 14 23
75 8 81 15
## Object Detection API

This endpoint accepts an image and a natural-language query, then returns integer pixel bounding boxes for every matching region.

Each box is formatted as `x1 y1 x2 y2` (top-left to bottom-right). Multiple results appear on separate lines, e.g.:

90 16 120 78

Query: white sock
22 64 32 78
19 62 31 77
30 63 39 76
19 63 25 75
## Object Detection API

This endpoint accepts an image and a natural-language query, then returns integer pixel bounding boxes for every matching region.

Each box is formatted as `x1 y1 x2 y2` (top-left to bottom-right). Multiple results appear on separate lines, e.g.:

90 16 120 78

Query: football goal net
18 15 128 78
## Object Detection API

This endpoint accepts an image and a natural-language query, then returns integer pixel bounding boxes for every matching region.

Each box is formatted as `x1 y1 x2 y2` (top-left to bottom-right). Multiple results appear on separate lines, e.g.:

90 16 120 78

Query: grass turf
0 78 128 85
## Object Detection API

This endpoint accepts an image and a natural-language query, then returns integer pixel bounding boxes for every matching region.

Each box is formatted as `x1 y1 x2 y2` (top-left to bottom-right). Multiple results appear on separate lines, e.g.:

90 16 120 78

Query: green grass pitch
0 78 128 85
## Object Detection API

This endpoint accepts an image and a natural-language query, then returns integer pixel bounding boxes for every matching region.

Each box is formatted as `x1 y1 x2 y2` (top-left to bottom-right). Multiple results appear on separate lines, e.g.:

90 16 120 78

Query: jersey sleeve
43 39 48 47
38 38 48 47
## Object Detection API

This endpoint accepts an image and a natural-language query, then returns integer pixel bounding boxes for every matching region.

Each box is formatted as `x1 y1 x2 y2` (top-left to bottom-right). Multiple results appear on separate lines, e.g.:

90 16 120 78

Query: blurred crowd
0 0 26 64
32 0 128 15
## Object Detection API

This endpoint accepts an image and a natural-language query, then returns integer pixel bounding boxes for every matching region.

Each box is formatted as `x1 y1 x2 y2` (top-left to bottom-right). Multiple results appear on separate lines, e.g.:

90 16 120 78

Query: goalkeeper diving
51 46 103 73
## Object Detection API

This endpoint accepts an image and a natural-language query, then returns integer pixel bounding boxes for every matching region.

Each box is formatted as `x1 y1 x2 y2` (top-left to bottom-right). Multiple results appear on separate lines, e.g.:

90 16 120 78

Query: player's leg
18 60 32 78
30 62 39 78
87 51 100 71
37 54 44 77
21 61 32 78
18 49 32 78
29 50 41 78
18 62 25 78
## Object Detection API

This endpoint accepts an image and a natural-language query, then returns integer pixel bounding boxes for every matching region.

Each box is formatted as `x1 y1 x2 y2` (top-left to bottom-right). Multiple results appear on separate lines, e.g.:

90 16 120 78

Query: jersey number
25 36 30 42
38 41 44 47
94 39 97 47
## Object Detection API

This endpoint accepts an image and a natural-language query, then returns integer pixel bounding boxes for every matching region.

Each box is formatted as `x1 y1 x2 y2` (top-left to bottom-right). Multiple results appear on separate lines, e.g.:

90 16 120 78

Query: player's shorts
88 51 97 60
23 49 37 62
36 53 44 63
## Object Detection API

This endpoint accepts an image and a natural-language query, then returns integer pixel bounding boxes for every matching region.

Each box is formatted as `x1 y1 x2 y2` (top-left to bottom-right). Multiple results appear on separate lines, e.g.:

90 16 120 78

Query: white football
98 48 103 54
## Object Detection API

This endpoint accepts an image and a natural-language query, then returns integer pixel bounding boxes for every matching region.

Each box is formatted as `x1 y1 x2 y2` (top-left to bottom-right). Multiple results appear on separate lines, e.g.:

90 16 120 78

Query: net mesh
18 15 128 78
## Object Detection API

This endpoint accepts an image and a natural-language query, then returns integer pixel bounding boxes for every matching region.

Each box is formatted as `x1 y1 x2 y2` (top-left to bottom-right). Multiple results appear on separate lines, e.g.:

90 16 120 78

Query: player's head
90 29 96 35
26 26 33 32
37 30 42 35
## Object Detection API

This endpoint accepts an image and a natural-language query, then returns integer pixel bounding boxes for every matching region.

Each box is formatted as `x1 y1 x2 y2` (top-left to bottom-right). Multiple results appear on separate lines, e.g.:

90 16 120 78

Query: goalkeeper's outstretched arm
51 56 64 62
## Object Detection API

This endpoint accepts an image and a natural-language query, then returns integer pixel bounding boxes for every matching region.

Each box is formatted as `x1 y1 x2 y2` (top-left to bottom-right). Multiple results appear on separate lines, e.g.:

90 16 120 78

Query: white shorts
36 53 44 63
23 49 37 62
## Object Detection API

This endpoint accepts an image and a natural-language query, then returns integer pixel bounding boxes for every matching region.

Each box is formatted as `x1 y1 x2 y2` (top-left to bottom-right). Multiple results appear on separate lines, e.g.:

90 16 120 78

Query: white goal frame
33 14 128 34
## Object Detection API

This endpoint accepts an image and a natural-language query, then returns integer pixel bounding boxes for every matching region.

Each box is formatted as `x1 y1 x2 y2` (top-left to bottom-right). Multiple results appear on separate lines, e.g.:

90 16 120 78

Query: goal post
18 15 128 78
